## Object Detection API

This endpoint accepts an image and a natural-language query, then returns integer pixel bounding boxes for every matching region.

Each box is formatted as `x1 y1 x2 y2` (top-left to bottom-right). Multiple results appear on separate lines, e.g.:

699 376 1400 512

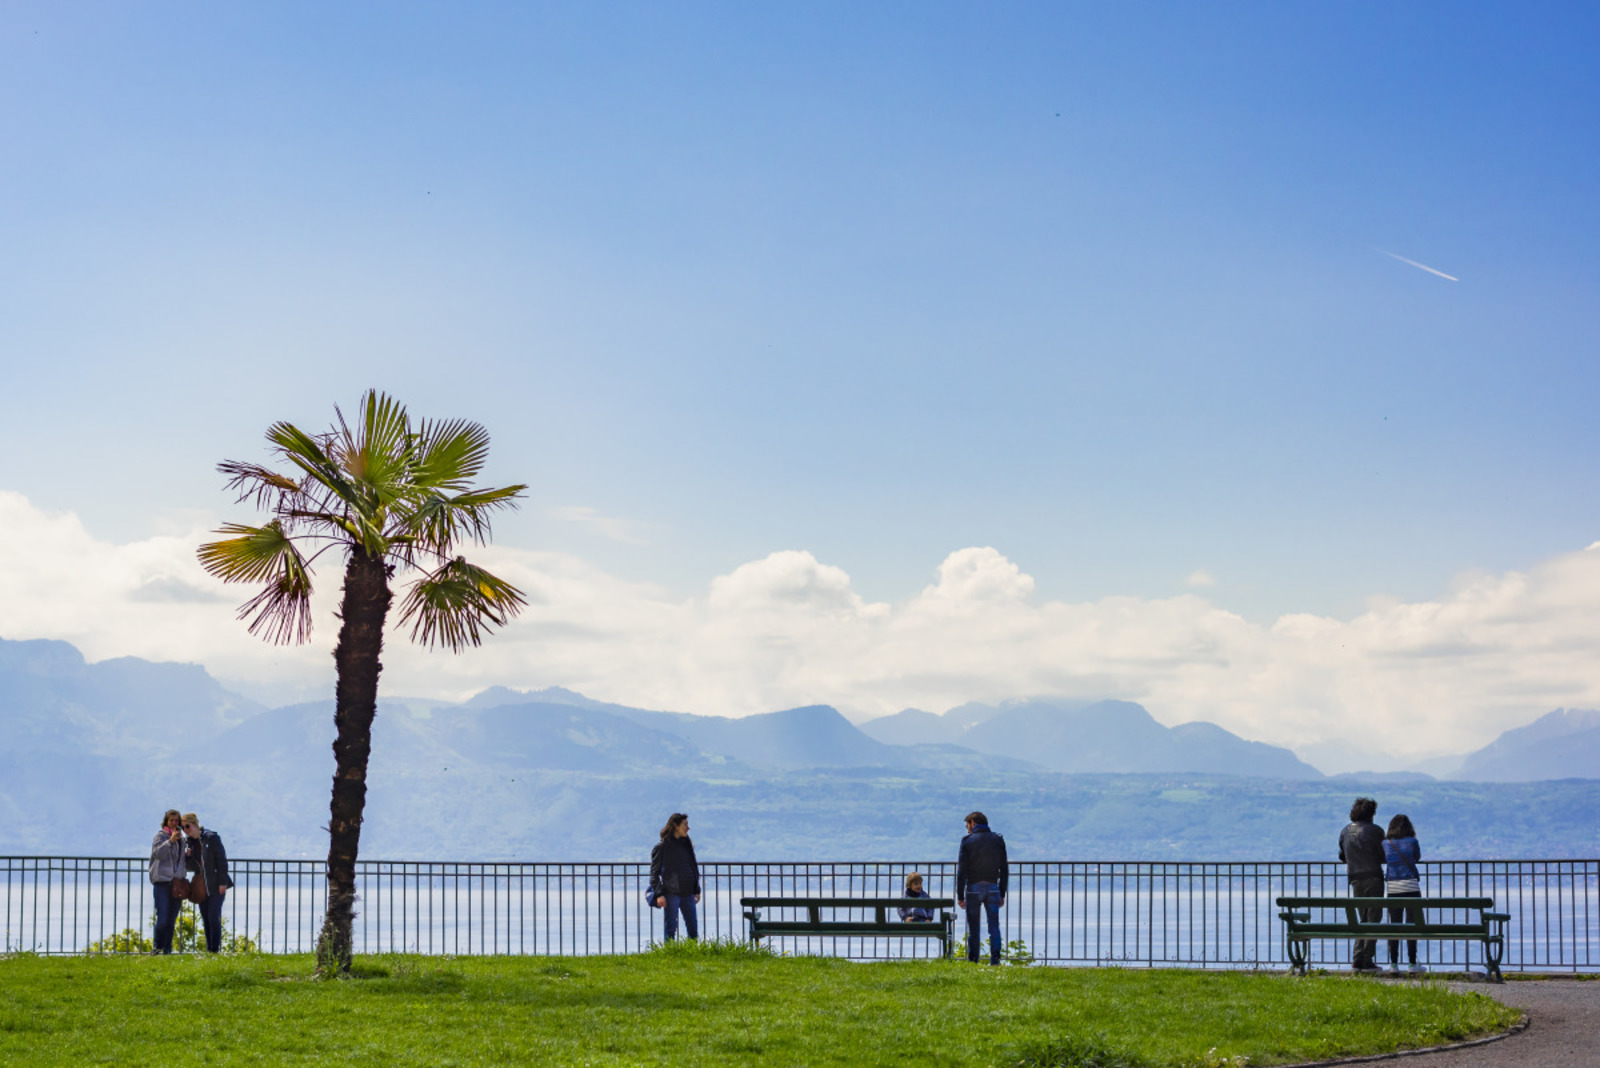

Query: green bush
957 933 1036 965
85 904 258 955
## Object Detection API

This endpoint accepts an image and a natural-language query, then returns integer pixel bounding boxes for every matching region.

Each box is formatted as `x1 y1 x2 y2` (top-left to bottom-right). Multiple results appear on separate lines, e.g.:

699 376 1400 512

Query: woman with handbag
648 813 701 942
148 809 186 954
181 813 234 952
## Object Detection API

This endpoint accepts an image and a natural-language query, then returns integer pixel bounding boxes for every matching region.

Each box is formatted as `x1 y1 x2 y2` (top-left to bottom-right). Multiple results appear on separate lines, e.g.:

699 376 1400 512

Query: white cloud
2 490 1598 762
1185 569 1216 588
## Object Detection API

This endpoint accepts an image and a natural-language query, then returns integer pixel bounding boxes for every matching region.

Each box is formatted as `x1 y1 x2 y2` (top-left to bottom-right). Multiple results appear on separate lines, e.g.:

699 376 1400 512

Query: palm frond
237 568 315 645
197 521 300 583
216 461 305 511
390 484 527 557
411 418 491 490
266 421 364 512
196 521 315 645
335 390 416 507
397 557 527 652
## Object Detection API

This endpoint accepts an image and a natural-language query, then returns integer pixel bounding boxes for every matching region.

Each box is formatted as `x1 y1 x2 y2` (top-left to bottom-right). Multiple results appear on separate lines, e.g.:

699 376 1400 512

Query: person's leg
152 884 177 953
1352 877 1383 969
984 887 1002 965
1399 892 1422 966
201 893 224 952
964 891 983 962
682 897 699 942
1386 899 1403 968
663 894 681 941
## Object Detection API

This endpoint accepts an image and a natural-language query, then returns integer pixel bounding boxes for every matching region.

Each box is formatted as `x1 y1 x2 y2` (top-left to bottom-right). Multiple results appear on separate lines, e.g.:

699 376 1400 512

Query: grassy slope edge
0 943 1521 1067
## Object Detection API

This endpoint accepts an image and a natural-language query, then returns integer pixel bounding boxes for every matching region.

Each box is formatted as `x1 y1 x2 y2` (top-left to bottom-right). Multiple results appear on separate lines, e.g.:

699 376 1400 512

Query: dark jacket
956 824 1008 899
898 886 933 923
649 836 700 897
185 828 234 892
1338 820 1385 880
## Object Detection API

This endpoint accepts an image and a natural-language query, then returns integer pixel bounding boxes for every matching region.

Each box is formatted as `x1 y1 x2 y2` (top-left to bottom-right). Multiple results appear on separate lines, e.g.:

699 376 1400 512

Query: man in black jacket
955 811 1008 965
1338 797 1385 971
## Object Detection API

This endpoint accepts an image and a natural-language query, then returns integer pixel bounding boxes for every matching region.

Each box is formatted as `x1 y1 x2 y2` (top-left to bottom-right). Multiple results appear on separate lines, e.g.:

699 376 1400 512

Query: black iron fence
4 857 1595 972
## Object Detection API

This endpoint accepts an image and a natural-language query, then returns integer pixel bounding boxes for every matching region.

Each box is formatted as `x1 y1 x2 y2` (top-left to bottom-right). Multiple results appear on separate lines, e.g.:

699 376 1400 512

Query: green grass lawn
0 942 1520 1067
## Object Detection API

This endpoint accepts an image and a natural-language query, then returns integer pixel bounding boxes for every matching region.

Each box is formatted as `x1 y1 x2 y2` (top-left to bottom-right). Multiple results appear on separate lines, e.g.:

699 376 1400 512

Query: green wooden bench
1276 895 1510 981
741 896 957 958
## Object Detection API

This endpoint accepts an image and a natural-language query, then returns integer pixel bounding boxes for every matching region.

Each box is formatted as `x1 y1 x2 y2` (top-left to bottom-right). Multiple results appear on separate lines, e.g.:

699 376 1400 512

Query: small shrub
956 934 1036 965
87 927 153 955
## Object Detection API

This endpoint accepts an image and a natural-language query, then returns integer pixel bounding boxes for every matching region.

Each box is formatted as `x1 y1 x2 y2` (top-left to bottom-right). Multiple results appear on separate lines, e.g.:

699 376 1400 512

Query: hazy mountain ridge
861 698 1321 779
2 636 1596 861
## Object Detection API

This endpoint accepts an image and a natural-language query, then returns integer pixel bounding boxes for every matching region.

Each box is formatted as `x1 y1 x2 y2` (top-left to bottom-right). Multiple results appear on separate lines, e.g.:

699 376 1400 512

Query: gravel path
1418 979 1599 1067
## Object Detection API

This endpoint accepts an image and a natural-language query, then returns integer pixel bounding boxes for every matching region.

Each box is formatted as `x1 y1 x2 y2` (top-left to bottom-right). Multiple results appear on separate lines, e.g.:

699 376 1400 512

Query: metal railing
4 857 1595 972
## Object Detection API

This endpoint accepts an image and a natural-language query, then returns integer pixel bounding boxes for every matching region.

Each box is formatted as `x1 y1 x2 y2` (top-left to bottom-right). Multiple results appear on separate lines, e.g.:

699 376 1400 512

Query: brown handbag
171 876 191 900
188 870 208 904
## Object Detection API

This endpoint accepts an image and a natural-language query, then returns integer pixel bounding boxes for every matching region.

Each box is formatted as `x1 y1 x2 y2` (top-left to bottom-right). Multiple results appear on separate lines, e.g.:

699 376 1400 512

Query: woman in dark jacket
649 813 700 942
182 813 235 953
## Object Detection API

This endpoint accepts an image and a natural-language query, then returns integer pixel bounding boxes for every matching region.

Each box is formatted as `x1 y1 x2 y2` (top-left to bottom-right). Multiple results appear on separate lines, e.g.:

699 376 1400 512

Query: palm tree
198 390 527 974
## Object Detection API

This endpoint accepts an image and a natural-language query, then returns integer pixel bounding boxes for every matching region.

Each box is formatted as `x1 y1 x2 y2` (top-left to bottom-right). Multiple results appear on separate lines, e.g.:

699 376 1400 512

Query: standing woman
1384 813 1424 974
148 809 186 954
649 813 701 942
182 813 235 953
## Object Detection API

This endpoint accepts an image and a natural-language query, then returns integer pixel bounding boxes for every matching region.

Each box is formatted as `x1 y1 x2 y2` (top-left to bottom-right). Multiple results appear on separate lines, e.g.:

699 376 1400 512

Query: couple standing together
148 809 235 954
644 809 1012 966
1338 796 1425 973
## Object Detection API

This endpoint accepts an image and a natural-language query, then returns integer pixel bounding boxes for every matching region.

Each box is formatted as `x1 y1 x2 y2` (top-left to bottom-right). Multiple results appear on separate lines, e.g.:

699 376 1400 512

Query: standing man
1338 797 1385 972
955 810 1008 965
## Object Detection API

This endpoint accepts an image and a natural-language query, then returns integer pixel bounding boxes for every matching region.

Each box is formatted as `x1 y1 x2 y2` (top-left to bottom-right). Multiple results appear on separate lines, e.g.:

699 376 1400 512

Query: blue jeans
663 894 698 941
152 883 181 953
965 882 1003 964
199 890 226 952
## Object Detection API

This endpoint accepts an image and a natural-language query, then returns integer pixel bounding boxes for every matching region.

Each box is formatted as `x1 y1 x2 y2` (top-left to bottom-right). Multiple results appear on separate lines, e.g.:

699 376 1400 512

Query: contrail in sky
1377 248 1459 282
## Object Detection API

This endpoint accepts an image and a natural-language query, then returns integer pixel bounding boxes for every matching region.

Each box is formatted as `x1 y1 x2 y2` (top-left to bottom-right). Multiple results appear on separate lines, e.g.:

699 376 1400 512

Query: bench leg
1286 937 1308 976
1484 937 1504 983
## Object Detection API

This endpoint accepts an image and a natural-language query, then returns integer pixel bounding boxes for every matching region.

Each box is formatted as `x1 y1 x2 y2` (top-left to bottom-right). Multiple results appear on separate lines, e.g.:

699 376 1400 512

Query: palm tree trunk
316 548 392 975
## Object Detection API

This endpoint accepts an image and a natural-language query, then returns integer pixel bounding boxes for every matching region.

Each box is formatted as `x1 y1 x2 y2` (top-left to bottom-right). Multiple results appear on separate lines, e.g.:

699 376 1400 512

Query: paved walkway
1418 979 1600 1067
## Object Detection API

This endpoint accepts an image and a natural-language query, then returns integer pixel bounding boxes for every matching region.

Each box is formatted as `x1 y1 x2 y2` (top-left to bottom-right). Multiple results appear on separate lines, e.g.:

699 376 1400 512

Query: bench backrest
741 896 956 910
1276 896 1493 910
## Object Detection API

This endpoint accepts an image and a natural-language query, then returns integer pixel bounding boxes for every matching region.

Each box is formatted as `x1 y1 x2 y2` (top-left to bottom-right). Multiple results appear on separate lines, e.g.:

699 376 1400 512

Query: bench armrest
1483 912 1510 922
1278 911 1310 923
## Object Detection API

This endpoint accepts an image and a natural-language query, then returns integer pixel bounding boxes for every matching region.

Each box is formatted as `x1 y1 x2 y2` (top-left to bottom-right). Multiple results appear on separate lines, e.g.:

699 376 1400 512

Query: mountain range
2 635 1596 861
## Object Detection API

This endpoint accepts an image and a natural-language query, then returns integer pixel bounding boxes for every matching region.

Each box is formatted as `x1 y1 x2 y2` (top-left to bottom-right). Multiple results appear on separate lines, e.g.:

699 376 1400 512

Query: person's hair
182 812 200 828
965 811 988 826
1349 798 1377 823
904 872 923 891
659 813 688 842
1387 814 1416 840
162 809 181 827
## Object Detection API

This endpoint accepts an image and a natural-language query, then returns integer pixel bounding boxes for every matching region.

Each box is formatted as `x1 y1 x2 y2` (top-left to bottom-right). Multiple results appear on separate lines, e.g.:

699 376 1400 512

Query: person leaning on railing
148 809 186 954
1337 796 1386 972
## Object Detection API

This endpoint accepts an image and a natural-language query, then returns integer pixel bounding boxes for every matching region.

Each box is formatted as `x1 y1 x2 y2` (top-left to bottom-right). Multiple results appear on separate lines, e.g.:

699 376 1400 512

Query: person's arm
997 837 1009 904
649 843 663 904
955 838 970 900
1337 826 1347 862
688 839 701 903
1414 839 1422 863
212 833 233 893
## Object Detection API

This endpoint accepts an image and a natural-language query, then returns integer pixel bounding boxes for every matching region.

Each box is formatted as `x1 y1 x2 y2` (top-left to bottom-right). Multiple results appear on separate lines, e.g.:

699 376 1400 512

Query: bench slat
1288 925 1494 938
750 922 953 937
741 897 955 908
1276 896 1494 909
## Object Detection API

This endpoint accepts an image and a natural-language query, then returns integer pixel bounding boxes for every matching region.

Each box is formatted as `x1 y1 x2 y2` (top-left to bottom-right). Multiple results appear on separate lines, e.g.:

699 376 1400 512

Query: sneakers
1388 963 1402 974
1408 963 1427 975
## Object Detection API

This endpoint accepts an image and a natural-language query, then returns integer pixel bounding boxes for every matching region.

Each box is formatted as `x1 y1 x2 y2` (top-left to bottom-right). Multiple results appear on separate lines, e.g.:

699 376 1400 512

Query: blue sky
2 4 1597 765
